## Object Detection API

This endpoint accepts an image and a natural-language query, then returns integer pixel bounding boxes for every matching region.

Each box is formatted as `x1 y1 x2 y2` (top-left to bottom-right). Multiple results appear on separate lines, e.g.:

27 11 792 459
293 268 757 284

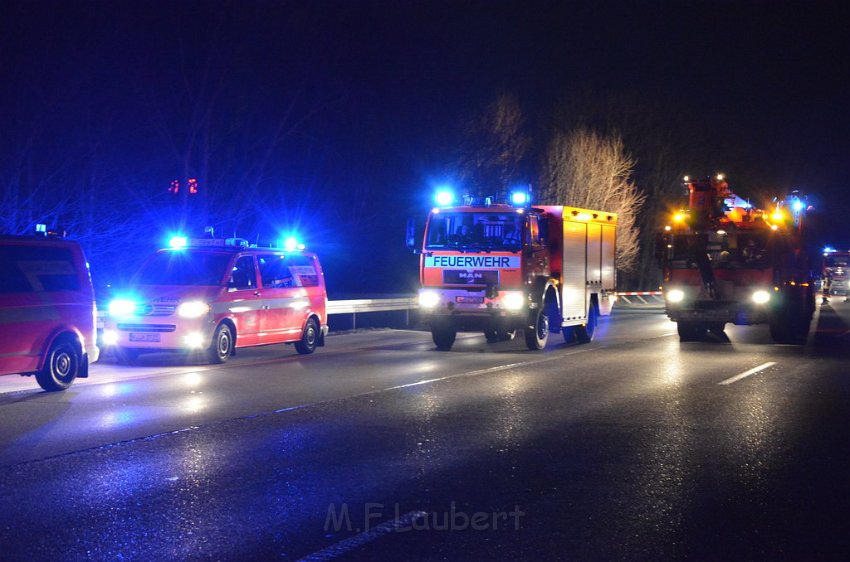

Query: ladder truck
657 175 815 343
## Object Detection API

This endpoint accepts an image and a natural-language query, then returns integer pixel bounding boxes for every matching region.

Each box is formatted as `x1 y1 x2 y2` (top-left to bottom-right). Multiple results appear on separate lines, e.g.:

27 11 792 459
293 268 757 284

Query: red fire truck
657 175 815 343
408 191 617 350
822 248 850 302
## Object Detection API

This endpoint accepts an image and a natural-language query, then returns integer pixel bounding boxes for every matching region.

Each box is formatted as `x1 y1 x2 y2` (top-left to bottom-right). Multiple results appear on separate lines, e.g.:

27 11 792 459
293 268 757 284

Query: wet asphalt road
2 304 850 561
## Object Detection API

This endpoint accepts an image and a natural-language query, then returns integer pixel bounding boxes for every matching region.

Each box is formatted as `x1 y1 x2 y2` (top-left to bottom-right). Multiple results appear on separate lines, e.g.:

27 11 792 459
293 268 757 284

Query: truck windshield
666 231 771 270
134 251 232 285
425 212 522 251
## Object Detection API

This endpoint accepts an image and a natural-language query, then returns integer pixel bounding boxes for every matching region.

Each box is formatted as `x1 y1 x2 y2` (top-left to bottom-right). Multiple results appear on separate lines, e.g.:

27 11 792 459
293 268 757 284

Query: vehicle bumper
101 317 216 350
419 288 528 331
667 303 770 325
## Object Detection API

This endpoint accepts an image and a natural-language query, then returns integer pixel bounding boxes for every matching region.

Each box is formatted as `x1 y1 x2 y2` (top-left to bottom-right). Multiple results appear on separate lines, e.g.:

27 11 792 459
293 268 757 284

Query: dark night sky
2 0 849 291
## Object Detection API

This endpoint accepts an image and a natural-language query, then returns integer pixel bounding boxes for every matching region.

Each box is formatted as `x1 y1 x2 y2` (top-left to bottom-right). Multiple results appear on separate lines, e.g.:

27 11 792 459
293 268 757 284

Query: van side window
229 256 257 290
0 246 79 293
257 254 294 288
287 255 320 287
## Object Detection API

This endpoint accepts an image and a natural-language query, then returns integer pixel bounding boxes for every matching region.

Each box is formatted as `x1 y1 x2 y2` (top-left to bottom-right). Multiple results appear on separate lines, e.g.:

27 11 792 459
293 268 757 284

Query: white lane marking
298 511 428 561
718 361 777 385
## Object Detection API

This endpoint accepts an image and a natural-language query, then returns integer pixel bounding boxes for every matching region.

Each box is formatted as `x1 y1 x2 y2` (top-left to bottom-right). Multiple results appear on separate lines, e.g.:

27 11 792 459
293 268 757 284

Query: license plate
129 333 160 342
456 296 484 304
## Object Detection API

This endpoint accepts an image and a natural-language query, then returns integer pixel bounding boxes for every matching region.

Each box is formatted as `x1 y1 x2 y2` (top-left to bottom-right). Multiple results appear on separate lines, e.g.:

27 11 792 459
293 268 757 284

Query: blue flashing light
168 235 188 249
108 298 137 317
791 199 805 213
510 191 529 206
824 246 836 254
283 236 305 251
435 189 455 207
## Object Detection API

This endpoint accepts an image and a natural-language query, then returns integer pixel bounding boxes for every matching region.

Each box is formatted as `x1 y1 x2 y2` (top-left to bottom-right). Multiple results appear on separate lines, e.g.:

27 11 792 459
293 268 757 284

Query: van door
222 254 262 347
256 253 301 343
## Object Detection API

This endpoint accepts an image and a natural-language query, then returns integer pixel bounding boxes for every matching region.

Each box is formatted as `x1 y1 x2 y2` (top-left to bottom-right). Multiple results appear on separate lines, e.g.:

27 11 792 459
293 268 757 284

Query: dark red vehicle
0 233 99 390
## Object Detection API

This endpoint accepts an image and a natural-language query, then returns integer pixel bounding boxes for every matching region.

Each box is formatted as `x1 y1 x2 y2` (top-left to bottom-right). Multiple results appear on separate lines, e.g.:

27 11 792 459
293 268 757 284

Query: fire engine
822 248 849 301
407 190 617 350
657 174 815 343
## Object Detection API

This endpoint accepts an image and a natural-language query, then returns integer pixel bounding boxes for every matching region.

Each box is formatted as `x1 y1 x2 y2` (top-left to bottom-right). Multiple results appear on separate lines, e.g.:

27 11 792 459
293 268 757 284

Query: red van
0 235 99 391
101 238 328 363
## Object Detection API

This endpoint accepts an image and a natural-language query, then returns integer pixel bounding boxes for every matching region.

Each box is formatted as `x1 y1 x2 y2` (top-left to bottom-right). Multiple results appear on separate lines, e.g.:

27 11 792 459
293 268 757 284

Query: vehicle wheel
484 329 516 343
500 329 517 341
562 326 576 343
36 338 81 391
295 317 320 355
431 322 456 351
524 305 549 350
575 303 598 344
770 290 811 345
113 347 140 365
208 323 234 363
770 310 809 344
677 321 707 342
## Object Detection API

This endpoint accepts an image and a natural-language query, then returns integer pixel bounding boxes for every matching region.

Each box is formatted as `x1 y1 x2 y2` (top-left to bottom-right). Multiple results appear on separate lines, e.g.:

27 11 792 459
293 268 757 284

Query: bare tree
540 128 646 274
457 93 532 198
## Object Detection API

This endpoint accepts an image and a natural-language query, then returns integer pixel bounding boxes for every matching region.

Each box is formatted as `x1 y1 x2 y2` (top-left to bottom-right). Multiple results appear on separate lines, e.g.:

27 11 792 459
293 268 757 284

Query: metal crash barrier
614 291 664 306
327 298 417 329
97 293 661 333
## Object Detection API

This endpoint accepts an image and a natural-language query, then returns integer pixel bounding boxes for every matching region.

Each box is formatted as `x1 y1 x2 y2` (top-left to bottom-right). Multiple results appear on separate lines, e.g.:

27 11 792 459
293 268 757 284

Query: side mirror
406 218 422 254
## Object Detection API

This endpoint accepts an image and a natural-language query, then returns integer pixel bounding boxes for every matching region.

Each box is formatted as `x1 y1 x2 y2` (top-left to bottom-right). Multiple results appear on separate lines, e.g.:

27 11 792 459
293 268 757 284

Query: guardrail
328 298 417 329
327 298 417 314
614 291 664 306
96 298 419 330
97 293 663 331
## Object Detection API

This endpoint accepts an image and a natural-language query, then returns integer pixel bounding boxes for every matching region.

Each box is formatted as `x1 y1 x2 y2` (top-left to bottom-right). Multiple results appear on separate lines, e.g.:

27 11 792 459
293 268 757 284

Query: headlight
102 329 118 346
419 290 440 308
752 290 771 304
108 299 137 316
183 332 205 348
666 289 685 303
178 301 211 318
502 291 526 310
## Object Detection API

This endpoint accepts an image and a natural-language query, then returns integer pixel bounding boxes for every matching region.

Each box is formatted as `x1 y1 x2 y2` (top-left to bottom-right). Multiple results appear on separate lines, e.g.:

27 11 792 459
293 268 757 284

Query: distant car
0 234 99 391
101 238 328 364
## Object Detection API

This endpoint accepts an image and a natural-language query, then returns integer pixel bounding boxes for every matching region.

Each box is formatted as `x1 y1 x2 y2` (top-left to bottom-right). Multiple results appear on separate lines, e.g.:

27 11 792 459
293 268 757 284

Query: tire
484 329 516 343
431 322 456 351
295 317 320 355
500 329 517 341
770 290 811 345
708 322 726 333
208 323 234 363
677 321 707 342
113 347 140 365
524 305 550 350
770 310 809 345
575 303 598 344
562 326 576 343
36 338 81 391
